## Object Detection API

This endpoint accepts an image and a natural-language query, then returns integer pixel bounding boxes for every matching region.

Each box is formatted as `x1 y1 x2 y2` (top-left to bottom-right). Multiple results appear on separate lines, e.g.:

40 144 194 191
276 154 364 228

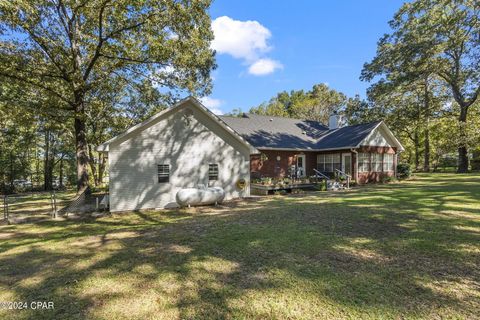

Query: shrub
260 177 272 185
321 180 328 191
471 159 480 171
397 163 411 179
382 176 396 183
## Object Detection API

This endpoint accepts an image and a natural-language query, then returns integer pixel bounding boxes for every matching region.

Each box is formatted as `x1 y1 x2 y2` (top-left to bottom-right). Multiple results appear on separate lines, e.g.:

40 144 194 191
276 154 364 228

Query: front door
296 154 306 177
342 153 352 176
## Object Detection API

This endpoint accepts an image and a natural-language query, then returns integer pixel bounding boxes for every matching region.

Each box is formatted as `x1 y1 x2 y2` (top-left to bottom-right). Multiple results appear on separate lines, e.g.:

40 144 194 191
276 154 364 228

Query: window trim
157 164 170 183
358 153 370 173
317 153 341 173
208 163 219 181
372 153 383 172
383 153 394 172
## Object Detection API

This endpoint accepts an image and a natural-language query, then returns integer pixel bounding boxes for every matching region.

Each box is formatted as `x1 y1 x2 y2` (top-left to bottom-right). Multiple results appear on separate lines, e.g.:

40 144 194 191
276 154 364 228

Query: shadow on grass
0 173 479 319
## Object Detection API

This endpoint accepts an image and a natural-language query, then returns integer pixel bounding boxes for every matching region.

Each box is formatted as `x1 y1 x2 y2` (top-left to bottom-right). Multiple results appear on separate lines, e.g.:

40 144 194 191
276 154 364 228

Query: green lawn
0 173 479 319
2 191 77 223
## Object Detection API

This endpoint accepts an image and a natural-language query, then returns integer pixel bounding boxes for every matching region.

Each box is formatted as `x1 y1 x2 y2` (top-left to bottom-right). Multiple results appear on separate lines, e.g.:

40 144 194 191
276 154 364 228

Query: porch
250 147 398 184
250 150 354 180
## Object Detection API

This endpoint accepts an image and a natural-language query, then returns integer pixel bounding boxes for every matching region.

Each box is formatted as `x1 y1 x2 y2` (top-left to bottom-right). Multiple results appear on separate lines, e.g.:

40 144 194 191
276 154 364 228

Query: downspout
351 148 358 183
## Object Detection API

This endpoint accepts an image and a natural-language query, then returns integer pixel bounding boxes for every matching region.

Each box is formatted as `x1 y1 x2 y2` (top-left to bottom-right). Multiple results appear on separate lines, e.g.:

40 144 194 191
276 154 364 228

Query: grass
1 191 76 222
0 173 479 319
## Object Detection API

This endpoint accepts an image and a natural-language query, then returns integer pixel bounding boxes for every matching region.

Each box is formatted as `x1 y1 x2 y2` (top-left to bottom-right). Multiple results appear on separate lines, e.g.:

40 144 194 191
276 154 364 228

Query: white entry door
342 153 352 176
297 154 306 177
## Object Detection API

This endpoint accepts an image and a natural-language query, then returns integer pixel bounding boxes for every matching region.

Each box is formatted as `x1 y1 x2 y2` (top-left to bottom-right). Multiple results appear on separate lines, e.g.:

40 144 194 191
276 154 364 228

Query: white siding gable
108 102 251 212
361 127 392 147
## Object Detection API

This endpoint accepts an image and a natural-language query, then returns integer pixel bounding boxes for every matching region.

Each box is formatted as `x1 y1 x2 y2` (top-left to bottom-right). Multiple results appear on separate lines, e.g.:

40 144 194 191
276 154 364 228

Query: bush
382 176 396 183
397 163 411 179
471 159 480 171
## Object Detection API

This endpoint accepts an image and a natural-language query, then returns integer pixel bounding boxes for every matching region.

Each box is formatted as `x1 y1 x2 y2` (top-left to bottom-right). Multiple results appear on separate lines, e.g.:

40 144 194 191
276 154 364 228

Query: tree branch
0 72 73 107
99 54 168 65
83 9 161 81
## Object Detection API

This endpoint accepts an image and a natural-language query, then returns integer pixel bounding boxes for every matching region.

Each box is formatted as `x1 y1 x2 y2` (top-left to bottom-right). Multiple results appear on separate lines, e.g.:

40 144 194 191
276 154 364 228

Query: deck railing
335 169 352 189
312 169 330 181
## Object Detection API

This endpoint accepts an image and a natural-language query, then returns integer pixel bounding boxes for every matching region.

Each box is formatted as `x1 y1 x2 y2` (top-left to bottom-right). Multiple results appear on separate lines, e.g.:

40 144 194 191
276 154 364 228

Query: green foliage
382 176 397 183
470 159 480 171
0 0 216 191
362 0 480 173
249 83 347 124
344 95 378 125
396 163 412 179
224 108 244 117
471 145 480 171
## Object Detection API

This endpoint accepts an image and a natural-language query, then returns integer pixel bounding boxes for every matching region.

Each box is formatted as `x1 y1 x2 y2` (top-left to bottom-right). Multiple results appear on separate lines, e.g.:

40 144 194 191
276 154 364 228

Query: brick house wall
250 150 317 178
251 146 399 184
355 146 397 184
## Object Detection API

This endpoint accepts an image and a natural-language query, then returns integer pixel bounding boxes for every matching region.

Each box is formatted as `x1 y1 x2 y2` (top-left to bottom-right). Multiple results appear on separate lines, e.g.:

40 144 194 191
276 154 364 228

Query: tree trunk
43 129 53 191
74 96 90 194
424 127 430 172
59 157 64 189
457 107 469 173
9 151 14 189
87 144 98 187
35 144 40 187
423 79 430 172
414 130 420 171
98 153 106 186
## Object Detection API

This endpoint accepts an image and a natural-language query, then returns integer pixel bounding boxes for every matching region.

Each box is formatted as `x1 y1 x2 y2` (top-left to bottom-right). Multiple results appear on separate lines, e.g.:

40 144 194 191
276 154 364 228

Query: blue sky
202 0 406 114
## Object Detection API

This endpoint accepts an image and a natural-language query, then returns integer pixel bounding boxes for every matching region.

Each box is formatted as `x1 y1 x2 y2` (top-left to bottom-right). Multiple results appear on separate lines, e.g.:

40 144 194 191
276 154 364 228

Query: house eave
256 146 358 152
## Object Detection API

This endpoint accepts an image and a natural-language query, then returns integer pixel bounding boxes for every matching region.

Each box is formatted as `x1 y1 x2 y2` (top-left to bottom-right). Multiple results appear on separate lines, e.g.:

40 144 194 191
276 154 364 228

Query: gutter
257 146 358 152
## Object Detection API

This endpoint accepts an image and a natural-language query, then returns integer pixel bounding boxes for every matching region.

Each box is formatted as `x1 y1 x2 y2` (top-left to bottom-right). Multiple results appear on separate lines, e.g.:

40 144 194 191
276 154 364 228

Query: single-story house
98 96 403 212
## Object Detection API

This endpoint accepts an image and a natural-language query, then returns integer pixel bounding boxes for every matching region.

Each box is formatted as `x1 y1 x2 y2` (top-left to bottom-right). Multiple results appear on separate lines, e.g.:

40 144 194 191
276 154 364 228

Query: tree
362 0 480 172
224 107 244 117
344 95 378 125
249 84 347 124
0 0 216 193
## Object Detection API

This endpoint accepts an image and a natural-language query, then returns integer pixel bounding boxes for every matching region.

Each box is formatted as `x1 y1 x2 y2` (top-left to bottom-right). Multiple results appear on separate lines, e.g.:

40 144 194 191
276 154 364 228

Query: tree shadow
0 175 479 318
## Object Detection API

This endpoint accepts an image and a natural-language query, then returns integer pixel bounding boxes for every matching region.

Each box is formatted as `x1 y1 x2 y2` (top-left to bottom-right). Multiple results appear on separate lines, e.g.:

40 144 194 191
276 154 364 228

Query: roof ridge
340 120 382 128
243 112 321 122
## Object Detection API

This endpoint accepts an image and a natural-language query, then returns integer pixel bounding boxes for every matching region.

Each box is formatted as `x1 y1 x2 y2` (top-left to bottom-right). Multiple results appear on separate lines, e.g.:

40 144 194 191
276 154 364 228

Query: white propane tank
176 185 225 207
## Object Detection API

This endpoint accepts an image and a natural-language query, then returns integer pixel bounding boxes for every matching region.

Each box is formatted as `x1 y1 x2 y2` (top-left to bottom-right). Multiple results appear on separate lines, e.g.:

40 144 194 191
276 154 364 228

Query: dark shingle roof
315 121 382 149
219 113 381 150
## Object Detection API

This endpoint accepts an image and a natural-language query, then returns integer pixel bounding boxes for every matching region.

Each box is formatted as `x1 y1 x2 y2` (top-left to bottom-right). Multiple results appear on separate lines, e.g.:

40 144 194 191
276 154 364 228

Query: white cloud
248 58 283 76
211 16 271 61
211 16 282 76
200 97 224 115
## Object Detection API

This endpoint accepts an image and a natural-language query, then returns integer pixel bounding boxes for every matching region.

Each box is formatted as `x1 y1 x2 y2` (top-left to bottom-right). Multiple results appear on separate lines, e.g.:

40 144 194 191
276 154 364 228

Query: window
332 153 341 172
324 154 333 172
383 154 394 172
157 164 170 183
358 153 370 172
372 153 383 172
317 153 341 172
317 154 326 171
209 164 219 181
